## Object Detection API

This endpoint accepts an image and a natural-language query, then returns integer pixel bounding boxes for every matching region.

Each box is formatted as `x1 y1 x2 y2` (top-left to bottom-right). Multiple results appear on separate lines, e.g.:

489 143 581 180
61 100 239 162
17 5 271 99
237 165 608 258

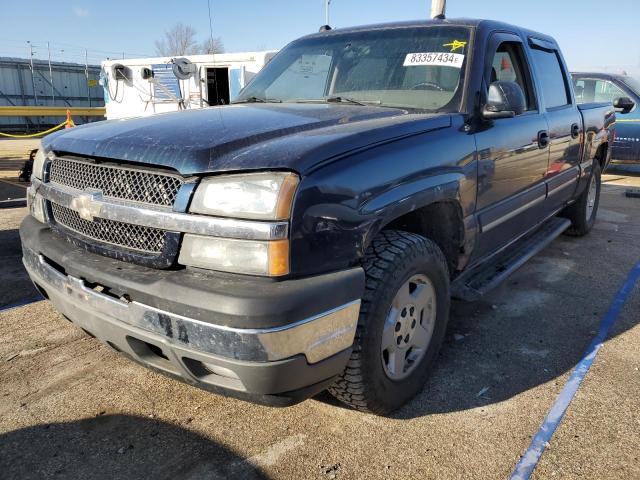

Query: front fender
288 118 477 277
360 171 469 251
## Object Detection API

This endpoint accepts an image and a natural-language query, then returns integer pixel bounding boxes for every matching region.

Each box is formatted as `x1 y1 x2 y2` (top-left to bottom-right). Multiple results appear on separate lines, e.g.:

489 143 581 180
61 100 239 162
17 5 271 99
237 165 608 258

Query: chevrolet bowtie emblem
70 189 103 221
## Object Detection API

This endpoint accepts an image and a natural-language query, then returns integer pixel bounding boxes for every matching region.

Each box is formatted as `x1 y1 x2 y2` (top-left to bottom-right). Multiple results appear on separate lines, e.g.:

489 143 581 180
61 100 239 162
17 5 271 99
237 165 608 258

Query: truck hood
44 104 451 175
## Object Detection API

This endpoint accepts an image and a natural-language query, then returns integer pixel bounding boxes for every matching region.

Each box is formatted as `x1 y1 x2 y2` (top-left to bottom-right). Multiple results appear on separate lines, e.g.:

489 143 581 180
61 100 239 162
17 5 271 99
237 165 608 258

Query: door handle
571 123 580 139
538 130 549 149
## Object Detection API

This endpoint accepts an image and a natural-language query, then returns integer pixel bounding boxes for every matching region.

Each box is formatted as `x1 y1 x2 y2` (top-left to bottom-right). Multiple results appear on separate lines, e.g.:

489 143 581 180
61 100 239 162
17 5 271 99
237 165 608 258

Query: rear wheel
563 161 601 236
328 230 450 415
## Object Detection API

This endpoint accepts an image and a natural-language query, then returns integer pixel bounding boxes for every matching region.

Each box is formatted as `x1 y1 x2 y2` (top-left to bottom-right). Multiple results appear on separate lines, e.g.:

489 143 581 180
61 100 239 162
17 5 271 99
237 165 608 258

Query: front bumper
20 216 364 405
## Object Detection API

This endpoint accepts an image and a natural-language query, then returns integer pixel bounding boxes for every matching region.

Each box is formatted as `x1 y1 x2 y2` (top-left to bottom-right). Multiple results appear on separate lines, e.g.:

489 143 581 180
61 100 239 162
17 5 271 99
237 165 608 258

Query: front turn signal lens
267 239 290 277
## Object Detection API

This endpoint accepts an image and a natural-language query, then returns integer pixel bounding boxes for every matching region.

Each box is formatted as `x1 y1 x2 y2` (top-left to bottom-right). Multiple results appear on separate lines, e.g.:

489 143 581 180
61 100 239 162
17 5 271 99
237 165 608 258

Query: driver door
472 33 550 261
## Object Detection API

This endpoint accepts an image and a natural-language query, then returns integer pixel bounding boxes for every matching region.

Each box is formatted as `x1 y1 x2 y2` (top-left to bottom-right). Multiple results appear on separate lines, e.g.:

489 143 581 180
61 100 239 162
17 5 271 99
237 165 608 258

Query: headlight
32 143 47 180
178 235 289 276
190 172 299 220
182 171 298 276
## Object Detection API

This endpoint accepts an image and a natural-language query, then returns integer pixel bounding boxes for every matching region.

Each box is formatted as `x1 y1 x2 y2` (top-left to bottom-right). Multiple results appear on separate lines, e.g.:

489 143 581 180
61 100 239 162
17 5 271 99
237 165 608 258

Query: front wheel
562 161 601 236
328 230 450 415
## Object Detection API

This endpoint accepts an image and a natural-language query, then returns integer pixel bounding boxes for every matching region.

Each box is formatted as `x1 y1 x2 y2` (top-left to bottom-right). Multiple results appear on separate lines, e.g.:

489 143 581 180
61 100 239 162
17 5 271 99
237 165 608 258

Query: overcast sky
1 0 639 74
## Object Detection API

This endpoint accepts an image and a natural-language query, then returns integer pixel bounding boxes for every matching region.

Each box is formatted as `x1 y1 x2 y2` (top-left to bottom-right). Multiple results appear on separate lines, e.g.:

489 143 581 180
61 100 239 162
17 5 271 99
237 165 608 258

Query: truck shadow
0 414 268 480
0 227 40 309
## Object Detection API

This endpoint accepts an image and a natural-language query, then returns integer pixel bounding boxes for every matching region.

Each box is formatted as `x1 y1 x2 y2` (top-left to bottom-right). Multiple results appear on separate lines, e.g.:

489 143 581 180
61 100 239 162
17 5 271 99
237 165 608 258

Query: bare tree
154 23 201 56
200 37 225 55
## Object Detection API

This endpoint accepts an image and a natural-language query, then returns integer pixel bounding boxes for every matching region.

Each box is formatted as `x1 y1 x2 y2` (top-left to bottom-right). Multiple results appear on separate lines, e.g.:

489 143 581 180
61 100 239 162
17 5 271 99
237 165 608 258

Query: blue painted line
510 261 640 480
0 295 44 314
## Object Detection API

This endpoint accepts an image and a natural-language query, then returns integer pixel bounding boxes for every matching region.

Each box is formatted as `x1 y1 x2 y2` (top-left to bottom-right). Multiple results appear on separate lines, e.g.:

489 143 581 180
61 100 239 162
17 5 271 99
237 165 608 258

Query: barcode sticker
403 52 465 68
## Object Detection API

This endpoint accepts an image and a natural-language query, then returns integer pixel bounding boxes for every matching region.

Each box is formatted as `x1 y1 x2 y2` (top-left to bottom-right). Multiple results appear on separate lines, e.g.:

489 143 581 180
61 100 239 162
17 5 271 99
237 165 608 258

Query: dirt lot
0 167 638 480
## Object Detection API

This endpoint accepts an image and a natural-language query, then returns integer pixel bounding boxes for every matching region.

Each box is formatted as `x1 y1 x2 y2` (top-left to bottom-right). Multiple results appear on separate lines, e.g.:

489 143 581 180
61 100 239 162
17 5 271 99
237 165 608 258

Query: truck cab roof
572 72 633 82
303 17 558 48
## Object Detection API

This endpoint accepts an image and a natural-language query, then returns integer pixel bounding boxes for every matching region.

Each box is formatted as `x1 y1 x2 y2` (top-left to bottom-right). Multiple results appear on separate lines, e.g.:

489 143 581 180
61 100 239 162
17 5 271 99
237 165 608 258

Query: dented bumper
20 216 363 404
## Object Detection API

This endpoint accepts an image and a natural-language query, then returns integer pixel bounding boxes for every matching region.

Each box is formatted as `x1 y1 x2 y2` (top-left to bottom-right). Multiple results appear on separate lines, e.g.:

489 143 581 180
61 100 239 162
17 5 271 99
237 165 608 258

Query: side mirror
613 96 635 114
482 81 527 120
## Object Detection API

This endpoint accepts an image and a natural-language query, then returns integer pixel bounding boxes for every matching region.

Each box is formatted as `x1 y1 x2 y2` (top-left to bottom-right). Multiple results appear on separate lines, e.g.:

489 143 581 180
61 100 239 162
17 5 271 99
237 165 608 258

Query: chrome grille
51 203 166 253
50 157 184 207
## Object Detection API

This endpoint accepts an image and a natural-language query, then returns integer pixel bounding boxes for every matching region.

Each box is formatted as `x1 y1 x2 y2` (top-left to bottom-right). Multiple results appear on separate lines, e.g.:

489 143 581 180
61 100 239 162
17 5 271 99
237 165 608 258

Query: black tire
328 230 450 415
563 160 601 236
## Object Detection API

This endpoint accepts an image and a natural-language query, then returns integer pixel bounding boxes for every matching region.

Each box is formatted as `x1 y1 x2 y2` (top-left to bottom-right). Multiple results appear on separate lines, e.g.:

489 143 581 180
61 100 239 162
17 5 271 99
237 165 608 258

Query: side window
572 78 596 103
593 80 626 103
573 79 586 103
489 42 536 111
530 48 571 109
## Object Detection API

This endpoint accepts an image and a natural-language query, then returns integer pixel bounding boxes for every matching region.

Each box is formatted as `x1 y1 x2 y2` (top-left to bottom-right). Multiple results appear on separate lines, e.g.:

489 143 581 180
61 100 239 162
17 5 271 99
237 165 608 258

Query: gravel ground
0 173 638 479
0 139 39 178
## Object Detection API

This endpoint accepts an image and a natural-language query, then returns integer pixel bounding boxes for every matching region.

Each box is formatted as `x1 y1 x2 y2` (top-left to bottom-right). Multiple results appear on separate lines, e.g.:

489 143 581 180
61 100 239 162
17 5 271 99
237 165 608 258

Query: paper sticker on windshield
403 52 464 68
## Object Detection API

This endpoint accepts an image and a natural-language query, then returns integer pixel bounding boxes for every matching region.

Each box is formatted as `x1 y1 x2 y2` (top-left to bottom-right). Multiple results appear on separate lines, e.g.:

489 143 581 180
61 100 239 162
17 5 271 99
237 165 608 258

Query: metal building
102 51 277 120
0 57 105 132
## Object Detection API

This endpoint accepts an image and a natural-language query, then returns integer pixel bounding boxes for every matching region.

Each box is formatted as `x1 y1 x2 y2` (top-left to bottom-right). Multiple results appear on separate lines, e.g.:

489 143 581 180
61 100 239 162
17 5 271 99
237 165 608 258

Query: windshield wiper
293 97 381 106
232 96 282 104
326 96 380 106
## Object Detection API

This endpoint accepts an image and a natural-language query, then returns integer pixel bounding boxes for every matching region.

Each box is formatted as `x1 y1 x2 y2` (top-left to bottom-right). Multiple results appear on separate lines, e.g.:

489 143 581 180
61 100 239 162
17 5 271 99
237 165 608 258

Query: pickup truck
572 72 639 163
22 18 615 415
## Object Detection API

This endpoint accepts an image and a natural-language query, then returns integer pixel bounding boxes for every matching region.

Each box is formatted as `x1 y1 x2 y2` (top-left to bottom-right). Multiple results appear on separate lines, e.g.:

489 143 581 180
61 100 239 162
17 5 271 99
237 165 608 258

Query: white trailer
101 51 277 120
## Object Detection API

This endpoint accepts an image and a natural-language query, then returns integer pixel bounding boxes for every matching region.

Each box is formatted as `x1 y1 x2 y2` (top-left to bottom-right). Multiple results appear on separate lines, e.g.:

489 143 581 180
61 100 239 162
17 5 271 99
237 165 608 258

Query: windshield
621 76 640 96
236 26 471 112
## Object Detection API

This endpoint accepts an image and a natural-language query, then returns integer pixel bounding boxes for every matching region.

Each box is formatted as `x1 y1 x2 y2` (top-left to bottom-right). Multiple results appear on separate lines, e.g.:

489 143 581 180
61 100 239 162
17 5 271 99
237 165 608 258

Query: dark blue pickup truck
22 18 614 414
572 72 640 163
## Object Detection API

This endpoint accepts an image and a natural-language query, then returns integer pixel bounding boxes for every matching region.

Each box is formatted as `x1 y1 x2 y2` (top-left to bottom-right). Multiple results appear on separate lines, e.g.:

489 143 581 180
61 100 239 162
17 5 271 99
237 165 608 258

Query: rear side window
573 79 589 103
530 48 571 109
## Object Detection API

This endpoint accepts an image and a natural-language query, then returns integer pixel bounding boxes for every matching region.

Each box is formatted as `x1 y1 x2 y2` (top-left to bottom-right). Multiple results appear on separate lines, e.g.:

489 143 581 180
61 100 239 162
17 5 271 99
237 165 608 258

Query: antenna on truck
431 0 446 19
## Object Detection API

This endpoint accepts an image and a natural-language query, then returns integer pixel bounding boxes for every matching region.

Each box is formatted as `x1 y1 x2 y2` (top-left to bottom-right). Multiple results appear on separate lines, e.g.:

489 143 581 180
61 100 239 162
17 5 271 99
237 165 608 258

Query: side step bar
451 217 571 301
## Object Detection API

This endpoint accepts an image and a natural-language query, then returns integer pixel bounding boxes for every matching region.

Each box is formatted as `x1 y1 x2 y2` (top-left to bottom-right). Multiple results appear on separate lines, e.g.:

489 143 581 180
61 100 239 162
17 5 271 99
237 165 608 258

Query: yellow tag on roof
443 40 467 52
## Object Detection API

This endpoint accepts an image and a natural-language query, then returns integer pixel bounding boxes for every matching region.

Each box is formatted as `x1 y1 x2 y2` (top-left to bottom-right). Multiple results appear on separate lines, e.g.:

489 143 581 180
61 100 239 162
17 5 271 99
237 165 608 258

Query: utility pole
47 41 55 104
325 0 331 26
27 41 38 106
431 0 446 19
27 40 40 127
85 49 91 107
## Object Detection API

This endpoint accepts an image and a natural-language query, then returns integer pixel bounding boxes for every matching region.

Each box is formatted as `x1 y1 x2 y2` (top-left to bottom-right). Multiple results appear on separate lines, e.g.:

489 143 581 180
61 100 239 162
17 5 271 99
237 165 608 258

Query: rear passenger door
473 33 550 261
528 39 582 211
